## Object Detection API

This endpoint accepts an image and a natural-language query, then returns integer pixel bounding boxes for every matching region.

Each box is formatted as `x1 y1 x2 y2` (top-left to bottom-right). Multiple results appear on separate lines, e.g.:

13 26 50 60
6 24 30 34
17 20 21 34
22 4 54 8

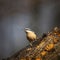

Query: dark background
0 0 60 60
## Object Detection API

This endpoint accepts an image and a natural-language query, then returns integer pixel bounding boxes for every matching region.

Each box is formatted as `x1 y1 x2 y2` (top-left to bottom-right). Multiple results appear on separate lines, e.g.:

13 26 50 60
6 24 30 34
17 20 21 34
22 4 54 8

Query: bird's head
25 28 32 33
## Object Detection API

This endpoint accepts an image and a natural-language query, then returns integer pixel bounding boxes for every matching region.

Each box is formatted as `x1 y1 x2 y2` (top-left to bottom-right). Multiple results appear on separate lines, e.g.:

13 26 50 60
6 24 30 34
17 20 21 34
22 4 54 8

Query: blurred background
0 0 60 59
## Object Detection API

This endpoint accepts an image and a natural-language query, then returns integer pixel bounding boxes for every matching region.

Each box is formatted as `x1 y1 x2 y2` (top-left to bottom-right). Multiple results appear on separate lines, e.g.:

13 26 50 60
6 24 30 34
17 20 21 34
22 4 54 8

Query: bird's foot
30 43 33 47
27 48 32 51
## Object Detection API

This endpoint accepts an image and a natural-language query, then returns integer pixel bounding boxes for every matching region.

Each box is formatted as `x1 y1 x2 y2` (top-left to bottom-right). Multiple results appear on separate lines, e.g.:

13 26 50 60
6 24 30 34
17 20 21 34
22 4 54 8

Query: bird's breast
27 32 37 42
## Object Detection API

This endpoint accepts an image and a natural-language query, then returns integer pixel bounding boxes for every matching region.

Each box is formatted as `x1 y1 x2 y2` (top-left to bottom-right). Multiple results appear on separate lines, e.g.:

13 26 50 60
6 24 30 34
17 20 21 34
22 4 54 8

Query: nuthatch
25 28 37 46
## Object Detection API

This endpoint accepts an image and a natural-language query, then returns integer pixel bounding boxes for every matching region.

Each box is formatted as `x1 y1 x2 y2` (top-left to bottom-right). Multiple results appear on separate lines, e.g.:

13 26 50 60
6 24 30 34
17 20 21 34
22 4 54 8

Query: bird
25 28 37 46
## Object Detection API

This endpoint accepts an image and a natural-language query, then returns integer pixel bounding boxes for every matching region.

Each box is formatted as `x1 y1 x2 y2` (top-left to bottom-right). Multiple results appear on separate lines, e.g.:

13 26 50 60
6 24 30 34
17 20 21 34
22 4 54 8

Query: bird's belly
27 33 36 42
